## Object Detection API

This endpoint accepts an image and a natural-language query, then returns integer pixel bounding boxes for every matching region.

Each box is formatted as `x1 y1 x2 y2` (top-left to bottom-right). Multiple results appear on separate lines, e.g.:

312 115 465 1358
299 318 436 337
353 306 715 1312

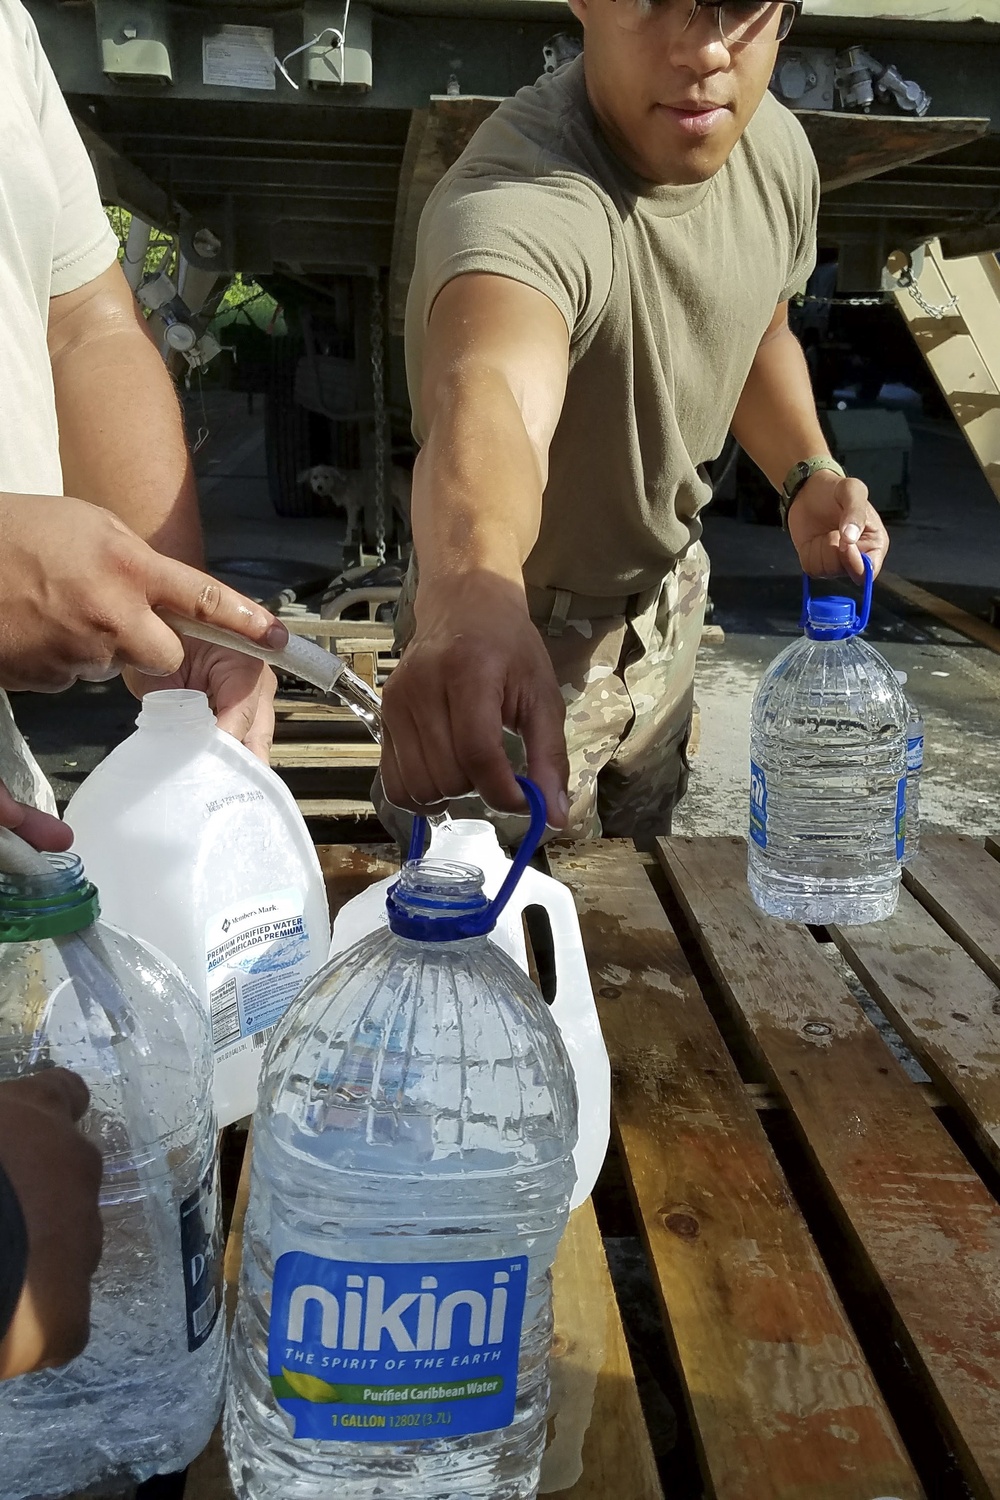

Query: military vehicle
23 0 1000 545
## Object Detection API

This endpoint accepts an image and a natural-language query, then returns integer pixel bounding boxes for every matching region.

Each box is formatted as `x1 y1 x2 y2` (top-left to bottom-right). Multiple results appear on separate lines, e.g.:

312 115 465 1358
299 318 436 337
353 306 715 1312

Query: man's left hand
123 640 276 761
787 470 888 582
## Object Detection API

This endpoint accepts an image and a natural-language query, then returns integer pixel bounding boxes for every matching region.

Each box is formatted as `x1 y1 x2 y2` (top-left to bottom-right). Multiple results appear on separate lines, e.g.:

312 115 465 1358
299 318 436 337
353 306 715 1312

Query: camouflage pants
373 543 710 846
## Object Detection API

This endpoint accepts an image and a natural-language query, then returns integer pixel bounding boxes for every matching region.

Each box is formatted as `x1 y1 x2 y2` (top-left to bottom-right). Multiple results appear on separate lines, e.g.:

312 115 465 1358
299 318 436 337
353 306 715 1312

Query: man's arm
0 1071 102 1379
380 272 572 825
46 263 276 757
730 302 889 580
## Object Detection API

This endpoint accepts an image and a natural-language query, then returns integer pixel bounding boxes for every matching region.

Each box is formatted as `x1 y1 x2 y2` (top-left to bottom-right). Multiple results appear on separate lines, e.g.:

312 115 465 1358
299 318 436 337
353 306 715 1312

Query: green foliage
211 274 285 335
105 205 176 281
105 207 284 334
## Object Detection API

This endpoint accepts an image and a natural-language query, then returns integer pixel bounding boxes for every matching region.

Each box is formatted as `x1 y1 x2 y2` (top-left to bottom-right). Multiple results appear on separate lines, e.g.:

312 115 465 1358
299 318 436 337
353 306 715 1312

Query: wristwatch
780 456 846 530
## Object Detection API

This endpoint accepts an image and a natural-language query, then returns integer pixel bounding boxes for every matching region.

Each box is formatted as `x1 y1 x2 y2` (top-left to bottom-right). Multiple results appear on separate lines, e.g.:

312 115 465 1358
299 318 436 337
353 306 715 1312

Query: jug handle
800 552 873 635
513 869 611 1210
407 778 549 935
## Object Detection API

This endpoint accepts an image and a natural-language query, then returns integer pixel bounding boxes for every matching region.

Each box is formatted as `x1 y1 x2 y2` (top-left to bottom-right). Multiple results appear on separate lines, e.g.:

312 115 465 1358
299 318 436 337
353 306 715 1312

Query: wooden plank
297 798 378 820
541 1199 664 1500
549 843 920 1500
269 740 381 770
830 886 1000 1171
282 618 395 645
798 110 988 195
880 571 1000 655
275 695 352 717
904 835 1000 986
388 96 503 334
659 835 1000 1498
274 718 372 745
318 843 399 912
352 650 378 691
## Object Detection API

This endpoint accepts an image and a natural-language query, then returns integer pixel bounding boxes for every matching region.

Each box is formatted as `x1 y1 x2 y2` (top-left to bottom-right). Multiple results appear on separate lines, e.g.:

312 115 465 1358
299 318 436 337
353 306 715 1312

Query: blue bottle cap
387 776 548 942
805 596 856 639
800 554 874 641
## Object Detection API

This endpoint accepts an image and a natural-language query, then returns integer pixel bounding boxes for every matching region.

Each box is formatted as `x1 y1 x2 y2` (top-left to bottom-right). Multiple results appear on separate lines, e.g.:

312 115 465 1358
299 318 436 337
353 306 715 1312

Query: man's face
571 0 785 186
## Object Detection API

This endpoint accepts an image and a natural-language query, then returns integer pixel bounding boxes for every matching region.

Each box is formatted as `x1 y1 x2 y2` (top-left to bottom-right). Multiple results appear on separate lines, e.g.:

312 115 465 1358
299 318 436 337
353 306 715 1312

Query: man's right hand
380 573 570 827
0 493 287 693
0 1070 103 1379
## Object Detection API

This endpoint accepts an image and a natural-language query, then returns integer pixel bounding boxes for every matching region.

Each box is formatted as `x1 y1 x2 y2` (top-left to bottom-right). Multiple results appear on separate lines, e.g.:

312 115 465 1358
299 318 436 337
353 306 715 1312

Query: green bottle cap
0 857 100 943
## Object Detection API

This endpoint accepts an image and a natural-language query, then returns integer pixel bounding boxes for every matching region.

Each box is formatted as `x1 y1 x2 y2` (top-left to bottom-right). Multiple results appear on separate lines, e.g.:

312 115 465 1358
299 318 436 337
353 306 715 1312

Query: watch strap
780 456 846 529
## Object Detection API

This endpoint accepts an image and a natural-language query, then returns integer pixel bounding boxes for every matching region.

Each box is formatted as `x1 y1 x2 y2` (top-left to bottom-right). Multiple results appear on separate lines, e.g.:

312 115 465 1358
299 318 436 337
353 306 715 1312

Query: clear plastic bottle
894 671 923 864
329 815 610 1211
66 689 331 1126
225 782 577 1500
0 852 225 1499
748 561 908 925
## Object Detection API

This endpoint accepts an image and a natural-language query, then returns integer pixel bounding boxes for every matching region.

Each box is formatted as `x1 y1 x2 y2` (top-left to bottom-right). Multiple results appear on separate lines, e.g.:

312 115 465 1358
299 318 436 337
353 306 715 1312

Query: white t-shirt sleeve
19 2 120 295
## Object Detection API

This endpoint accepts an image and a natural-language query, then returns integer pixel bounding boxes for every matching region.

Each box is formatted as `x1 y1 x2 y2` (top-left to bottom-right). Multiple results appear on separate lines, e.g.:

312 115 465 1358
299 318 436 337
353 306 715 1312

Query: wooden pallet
75 833 1000 1499
271 696 383 828
269 619 396 829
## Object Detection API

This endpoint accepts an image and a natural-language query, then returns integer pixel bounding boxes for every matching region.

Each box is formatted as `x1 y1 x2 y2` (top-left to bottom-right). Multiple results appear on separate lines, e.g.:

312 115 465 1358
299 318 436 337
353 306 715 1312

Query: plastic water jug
224 780 578 1500
65 689 331 1126
0 847 225 1498
329 815 609 1209
894 671 923 863
748 559 908 925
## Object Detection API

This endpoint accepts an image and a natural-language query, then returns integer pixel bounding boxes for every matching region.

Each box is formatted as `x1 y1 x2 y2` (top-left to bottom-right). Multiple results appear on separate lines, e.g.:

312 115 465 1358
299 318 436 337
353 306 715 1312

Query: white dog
297 464 411 546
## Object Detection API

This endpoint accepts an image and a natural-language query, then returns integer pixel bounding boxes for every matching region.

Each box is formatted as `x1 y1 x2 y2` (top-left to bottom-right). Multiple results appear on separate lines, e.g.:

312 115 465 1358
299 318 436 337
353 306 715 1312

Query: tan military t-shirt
0 0 120 809
406 57 819 598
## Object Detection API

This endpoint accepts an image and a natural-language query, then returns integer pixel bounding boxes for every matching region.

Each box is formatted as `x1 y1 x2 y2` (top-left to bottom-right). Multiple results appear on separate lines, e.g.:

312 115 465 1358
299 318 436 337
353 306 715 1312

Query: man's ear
566 0 588 25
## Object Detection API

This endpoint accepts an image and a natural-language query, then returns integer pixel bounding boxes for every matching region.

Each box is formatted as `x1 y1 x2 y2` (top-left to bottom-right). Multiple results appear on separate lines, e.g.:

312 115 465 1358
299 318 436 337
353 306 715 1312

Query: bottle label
205 887 310 1057
749 761 768 849
907 727 924 775
896 776 907 862
268 1252 529 1442
180 1156 224 1352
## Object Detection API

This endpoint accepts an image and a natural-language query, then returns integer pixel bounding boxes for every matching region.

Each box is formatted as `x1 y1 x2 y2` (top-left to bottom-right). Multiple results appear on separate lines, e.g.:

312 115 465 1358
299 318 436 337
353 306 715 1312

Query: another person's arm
380 272 572 825
46 264 277 759
0 1071 102 1379
0 491 284 694
731 302 889 580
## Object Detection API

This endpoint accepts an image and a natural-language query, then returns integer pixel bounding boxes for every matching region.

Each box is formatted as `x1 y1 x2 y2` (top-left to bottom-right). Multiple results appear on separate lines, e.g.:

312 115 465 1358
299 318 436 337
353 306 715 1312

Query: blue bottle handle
800 552 874 636
406 777 549 935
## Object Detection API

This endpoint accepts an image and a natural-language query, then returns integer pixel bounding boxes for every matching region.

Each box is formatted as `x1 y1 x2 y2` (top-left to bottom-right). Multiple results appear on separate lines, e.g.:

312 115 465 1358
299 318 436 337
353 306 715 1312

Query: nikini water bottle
225 780 579 1500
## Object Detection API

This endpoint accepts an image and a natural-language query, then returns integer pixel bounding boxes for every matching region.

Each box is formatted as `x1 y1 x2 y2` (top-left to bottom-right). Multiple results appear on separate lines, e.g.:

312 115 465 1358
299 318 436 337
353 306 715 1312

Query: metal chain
793 279 959 321
793 293 889 309
895 270 960 321
369 277 388 565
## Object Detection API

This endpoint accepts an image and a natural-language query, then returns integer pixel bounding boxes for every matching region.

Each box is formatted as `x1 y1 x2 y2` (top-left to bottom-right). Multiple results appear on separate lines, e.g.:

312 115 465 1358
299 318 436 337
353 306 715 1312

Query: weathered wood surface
541 1201 665 1499
879 573 1000 658
903 835 1000 988
802 110 989 194
659 835 1000 1497
831 886 1000 1170
549 842 921 1500
268 739 381 770
388 96 503 333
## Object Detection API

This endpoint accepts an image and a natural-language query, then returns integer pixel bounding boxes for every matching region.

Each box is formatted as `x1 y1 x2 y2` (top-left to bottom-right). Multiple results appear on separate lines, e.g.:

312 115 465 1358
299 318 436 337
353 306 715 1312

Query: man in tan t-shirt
379 0 890 841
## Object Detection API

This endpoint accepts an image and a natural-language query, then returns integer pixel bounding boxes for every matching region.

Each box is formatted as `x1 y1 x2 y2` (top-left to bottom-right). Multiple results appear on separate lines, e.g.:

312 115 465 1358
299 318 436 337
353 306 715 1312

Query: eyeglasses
613 0 801 46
